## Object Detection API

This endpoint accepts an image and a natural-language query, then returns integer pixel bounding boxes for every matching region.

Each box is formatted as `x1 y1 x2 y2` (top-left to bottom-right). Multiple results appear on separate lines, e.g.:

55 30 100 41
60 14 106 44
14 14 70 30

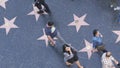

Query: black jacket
34 0 45 3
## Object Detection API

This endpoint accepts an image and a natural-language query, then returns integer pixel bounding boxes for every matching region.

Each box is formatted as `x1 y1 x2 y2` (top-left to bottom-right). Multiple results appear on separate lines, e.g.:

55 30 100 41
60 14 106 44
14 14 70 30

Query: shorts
67 53 78 64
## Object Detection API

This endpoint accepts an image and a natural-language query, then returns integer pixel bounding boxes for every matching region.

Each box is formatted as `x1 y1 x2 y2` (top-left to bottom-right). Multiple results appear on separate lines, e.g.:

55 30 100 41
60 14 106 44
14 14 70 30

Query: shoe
37 10 44 14
48 41 55 47
45 9 51 14
67 65 71 68
117 63 120 68
114 6 120 11
110 5 113 8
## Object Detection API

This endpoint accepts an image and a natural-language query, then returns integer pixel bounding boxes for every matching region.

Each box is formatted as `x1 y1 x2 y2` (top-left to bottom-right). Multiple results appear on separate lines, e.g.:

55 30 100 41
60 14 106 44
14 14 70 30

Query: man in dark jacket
45 21 66 46
34 0 51 14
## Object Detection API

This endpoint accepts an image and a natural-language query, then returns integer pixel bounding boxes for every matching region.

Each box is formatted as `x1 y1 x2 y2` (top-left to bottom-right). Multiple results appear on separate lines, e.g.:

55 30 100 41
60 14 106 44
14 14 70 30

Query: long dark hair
63 44 73 54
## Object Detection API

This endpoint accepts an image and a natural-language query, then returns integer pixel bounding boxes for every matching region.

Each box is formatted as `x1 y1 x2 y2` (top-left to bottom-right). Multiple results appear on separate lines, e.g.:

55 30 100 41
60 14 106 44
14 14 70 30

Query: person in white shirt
101 52 119 68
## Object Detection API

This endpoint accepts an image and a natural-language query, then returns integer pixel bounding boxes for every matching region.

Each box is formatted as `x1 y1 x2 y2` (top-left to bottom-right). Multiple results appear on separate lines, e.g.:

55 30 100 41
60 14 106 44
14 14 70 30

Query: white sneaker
114 6 120 10
110 5 114 8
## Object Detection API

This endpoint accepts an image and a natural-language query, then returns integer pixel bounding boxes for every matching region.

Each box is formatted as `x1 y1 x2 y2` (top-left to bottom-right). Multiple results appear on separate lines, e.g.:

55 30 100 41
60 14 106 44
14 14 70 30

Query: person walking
92 29 108 55
63 44 84 68
45 21 66 46
34 0 51 14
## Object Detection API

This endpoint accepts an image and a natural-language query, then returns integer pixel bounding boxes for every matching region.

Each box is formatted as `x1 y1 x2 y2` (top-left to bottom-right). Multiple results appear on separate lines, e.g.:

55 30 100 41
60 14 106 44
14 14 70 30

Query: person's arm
47 36 55 45
45 28 55 45
114 59 119 65
69 49 73 55
111 56 119 65
64 52 73 60
112 56 120 67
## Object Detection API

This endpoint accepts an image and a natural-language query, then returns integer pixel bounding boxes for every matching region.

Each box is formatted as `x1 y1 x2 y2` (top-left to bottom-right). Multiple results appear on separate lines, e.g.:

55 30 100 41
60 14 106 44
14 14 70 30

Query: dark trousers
96 45 108 56
35 1 51 13
96 45 107 53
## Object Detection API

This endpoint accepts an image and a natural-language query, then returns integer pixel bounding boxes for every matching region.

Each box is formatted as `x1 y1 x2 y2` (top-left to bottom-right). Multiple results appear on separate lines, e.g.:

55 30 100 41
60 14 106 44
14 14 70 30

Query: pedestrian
110 0 120 11
34 0 51 14
110 0 117 8
92 29 107 55
101 52 120 68
45 21 66 46
63 44 84 68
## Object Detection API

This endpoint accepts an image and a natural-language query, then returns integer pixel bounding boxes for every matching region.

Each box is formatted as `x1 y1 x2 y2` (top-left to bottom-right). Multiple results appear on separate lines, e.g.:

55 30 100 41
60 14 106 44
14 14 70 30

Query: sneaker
45 9 51 14
117 63 120 66
110 5 114 8
37 10 44 14
114 6 120 10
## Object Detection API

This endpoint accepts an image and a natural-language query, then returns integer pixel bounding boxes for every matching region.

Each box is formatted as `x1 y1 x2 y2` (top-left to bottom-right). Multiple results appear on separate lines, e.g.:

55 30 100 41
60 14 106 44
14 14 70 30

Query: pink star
0 0 8 9
0 17 19 35
28 4 48 21
37 28 57 47
68 14 89 32
113 30 120 43
79 40 93 59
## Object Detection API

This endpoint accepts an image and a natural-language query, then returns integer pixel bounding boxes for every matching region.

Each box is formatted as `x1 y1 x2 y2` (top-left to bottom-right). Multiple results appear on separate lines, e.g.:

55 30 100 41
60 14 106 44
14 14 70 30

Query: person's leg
96 46 103 56
110 0 117 8
100 45 108 53
97 45 107 53
56 31 67 44
102 49 108 53
66 62 72 67
75 60 83 68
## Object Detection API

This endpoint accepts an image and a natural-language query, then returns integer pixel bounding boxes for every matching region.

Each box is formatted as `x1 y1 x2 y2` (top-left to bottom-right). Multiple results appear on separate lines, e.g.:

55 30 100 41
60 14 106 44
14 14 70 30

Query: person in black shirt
34 0 51 14
63 44 84 68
